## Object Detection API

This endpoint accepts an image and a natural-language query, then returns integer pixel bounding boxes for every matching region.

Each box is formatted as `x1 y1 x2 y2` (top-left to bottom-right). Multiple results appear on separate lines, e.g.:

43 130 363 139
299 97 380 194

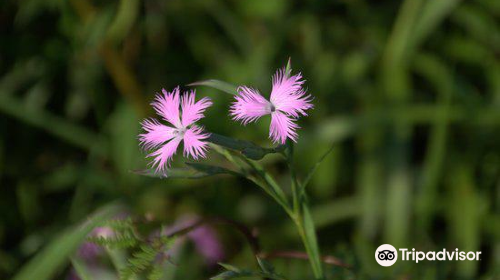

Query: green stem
293 213 323 279
285 148 300 212
284 142 300 212
241 157 291 213
212 145 293 217
290 167 299 213
212 142 324 278
285 142 324 279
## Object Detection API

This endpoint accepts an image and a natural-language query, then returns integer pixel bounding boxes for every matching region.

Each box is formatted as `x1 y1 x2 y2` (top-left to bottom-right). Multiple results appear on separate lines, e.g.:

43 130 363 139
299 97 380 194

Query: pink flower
140 87 212 175
230 65 313 144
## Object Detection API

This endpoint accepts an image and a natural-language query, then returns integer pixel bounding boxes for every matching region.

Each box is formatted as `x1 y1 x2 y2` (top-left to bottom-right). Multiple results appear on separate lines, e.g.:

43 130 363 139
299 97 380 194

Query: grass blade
207 133 285 160
187 79 238 95
185 162 243 177
12 203 123 280
70 257 92 280
300 204 323 278
132 162 243 179
0 94 102 155
299 142 335 197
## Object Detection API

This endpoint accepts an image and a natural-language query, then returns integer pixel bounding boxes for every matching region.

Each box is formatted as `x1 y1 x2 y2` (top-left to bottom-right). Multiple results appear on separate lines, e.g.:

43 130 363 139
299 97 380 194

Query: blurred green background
1 0 499 279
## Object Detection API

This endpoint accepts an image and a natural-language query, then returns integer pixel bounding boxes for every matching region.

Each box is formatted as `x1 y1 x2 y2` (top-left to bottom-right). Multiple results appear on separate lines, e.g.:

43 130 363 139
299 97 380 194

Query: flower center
266 102 276 113
174 127 186 138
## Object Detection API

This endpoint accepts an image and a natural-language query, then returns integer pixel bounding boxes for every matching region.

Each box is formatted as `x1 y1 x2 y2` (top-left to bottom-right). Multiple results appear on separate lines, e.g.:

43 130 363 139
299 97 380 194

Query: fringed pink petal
181 90 213 127
139 118 176 150
230 86 272 125
151 87 182 128
269 111 299 144
270 67 313 118
183 126 210 160
147 137 182 175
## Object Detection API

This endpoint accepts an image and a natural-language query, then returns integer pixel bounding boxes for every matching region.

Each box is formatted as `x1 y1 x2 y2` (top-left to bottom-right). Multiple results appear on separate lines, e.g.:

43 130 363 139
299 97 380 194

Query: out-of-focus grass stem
413 53 452 232
0 93 104 155
70 0 148 117
380 0 464 248
380 0 424 248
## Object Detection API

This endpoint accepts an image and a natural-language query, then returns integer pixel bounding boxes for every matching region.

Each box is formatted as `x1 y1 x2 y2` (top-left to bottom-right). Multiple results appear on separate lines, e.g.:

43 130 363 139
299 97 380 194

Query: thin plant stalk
284 142 324 279
213 143 324 279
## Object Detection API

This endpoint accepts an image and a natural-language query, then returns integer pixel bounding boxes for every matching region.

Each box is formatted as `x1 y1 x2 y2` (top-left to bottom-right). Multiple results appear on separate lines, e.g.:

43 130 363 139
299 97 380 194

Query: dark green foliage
147 264 165 280
207 133 286 160
117 233 177 280
88 234 137 249
120 244 160 280
85 217 178 280
87 219 138 249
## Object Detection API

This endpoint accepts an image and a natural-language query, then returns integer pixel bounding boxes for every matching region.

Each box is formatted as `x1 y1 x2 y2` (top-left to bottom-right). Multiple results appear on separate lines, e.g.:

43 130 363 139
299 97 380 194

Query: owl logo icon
378 250 395 261
375 244 398 266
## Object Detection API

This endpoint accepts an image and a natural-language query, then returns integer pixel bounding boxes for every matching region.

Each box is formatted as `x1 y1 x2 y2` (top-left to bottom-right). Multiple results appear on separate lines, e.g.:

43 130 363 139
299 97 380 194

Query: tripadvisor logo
375 244 482 267
375 244 398 266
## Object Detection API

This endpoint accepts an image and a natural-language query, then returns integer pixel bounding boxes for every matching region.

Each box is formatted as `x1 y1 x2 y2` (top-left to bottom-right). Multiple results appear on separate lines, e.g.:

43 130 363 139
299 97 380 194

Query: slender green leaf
203 1 252 54
301 204 323 278
413 53 452 231
131 168 199 179
282 196 362 234
241 158 291 215
0 94 103 155
218 263 241 272
285 57 292 76
285 141 300 211
207 133 285 160
210 144 289 214
106 248 128 275
187 79 238 95
210 271 239 280
185 162 242 177
447 163 481 278
13 203 123 280
256 257 275 274
70 257 92 280
132 162 242 179
106 0 140 43
411 0 463 52
299 143 336 197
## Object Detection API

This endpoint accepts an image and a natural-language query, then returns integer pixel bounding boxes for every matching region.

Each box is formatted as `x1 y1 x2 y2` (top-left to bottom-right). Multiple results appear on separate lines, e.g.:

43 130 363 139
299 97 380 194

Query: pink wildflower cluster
139 63 313 175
